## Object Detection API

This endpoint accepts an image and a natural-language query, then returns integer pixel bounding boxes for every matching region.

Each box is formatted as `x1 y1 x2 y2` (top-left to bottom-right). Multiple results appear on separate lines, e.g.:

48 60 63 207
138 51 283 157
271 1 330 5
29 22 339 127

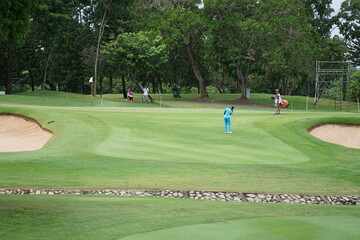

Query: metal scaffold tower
314 61 351 110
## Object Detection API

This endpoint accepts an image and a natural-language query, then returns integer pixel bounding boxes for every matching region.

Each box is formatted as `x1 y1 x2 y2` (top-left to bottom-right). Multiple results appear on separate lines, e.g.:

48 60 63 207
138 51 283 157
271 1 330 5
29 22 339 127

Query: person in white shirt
274 89 282 115
142 85 149 102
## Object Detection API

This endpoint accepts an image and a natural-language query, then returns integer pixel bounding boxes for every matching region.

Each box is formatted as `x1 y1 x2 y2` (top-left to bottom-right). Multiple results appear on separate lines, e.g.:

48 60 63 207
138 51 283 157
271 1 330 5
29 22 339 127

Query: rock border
1 188 359 205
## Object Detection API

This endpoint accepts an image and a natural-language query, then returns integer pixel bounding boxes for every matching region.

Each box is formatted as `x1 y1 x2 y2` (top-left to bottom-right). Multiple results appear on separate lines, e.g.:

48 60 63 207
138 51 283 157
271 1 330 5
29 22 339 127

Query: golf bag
281 99 289 108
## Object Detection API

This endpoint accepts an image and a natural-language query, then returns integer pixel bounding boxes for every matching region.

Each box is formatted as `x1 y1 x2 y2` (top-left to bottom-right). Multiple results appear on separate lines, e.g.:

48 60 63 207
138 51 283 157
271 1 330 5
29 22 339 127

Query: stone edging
1 188 359 205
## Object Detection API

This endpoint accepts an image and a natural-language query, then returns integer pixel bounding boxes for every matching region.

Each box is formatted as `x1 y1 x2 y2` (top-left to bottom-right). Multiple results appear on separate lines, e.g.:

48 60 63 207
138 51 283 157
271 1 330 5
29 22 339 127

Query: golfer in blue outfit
224 106 234 134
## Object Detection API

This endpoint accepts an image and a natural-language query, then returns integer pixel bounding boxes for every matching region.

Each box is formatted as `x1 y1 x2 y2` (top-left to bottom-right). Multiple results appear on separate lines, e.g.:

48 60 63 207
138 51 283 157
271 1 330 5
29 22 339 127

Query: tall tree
103 31 168 89
205 0 268 98
0 0 42 94
259 0 320 95
132 0 210 97
305 0 335 38
29 0 82 91
337 0 360 66
84 0 133 95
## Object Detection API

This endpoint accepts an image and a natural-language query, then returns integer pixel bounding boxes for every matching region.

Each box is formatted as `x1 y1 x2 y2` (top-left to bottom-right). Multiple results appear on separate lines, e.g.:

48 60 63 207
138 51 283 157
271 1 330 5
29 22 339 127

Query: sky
331 0 343 12
331 0 344 36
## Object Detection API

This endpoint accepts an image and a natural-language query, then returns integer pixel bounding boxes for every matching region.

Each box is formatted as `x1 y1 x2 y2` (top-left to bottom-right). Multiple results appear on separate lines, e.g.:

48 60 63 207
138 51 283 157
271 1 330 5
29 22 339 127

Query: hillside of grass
0 91 359 194
1 91 358 112
0 91 161 108
150 93 359 112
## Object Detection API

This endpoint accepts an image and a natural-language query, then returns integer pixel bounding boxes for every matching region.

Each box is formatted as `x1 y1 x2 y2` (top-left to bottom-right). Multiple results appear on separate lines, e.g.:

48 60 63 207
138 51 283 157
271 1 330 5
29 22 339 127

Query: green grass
0 91 161 108
0 91 359 194
1 195 359 240
0 91 359 239
142 93 359 112
2 90 358 112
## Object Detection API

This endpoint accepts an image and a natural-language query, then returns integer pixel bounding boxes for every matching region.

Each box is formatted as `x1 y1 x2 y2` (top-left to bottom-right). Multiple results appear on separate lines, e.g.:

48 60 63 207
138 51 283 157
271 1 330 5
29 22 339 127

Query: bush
350 70 360 101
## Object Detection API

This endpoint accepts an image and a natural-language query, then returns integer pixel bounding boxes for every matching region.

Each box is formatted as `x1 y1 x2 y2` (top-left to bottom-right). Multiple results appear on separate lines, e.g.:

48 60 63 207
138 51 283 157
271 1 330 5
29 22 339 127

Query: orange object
281 99 289 108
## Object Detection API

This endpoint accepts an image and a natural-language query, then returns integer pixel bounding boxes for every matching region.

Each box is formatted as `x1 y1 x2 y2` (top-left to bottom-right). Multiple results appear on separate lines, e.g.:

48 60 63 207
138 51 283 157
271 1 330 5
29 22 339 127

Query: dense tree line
0 0 359 99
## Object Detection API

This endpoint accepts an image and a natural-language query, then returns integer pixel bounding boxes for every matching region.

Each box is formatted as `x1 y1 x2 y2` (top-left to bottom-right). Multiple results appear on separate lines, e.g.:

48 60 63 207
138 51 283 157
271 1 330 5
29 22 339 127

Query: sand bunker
309 124 360 149
0 114 53 152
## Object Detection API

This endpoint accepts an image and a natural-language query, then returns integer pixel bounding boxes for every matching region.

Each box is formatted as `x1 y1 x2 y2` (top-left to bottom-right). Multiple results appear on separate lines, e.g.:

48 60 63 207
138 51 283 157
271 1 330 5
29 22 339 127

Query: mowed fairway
0 92 359 239
1 195 360 240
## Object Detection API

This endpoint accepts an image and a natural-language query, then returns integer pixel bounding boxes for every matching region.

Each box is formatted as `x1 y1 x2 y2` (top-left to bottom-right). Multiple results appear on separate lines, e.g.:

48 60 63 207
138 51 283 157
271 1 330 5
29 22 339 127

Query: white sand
0 114 53 152
309 124 360 149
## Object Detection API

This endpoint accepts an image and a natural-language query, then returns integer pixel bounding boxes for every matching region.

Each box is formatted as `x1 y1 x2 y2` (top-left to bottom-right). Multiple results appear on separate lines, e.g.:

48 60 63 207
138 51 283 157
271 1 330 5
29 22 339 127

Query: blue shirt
224 108 232 117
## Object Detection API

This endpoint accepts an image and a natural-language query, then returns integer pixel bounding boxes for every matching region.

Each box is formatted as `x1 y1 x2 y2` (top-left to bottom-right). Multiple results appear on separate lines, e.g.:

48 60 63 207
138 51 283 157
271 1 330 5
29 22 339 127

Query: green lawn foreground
0 195 359 240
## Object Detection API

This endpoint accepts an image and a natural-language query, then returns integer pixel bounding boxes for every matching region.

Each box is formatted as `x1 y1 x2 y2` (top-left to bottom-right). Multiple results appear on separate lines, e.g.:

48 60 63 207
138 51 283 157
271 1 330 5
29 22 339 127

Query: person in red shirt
127 89 134 102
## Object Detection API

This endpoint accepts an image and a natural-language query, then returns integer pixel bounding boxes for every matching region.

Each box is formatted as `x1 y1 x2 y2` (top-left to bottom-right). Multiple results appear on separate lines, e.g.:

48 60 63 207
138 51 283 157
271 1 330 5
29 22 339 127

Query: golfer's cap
275 89 279 92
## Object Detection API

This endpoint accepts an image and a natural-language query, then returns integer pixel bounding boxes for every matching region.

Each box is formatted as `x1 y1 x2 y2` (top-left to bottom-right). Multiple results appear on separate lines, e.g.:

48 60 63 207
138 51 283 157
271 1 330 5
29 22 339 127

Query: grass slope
1 91 359 239
0 91 359 194
1 195 359 240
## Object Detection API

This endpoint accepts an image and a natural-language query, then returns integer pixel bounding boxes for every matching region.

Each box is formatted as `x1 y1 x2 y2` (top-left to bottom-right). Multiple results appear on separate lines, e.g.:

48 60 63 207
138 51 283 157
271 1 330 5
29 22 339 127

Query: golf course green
0 91 359 239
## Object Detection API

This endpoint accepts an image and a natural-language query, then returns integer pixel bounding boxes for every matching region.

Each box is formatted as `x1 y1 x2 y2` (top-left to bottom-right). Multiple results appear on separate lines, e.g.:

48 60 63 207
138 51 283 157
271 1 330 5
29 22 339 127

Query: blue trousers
224 116 231 132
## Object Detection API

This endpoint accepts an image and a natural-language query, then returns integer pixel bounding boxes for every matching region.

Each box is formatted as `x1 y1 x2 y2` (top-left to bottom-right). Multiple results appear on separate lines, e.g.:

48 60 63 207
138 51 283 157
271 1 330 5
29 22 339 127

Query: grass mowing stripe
95 112 309 164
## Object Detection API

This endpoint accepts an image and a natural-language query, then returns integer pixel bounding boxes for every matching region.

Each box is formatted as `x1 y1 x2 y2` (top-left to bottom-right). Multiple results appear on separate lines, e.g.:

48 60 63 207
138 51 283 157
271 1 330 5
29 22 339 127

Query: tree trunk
215 75 225 94
185 43 208 98
5 45 13 94
152 75 157 93
153 72 162 93
288 77 298 96
235 61 247 99
130 68 143 91
94 3 109 96
42 47 52 90
100 76 103 96
158 77 163 93
81 77 84 94
215 71 225 94
109 73 113 93
282 76 288 95
235 59 253 99
121 75 126 98
29 69 35 91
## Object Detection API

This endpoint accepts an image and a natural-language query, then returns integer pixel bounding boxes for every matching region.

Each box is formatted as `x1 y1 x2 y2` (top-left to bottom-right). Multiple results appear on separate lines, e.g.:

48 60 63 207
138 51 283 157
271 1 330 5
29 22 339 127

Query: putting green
95 110 310 164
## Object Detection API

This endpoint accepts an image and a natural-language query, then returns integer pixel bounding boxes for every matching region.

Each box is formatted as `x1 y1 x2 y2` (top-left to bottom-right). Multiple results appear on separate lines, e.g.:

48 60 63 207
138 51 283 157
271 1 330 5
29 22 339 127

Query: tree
47 18 87 92
103 31 168 91
259 0 321 95
81 0 133 95
205 0 276 98
337 0 360 66
0 0 43 94
28 0 84 91
16 27 44 91
305 0 335 38
132 0 210 97
349 69 360 101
